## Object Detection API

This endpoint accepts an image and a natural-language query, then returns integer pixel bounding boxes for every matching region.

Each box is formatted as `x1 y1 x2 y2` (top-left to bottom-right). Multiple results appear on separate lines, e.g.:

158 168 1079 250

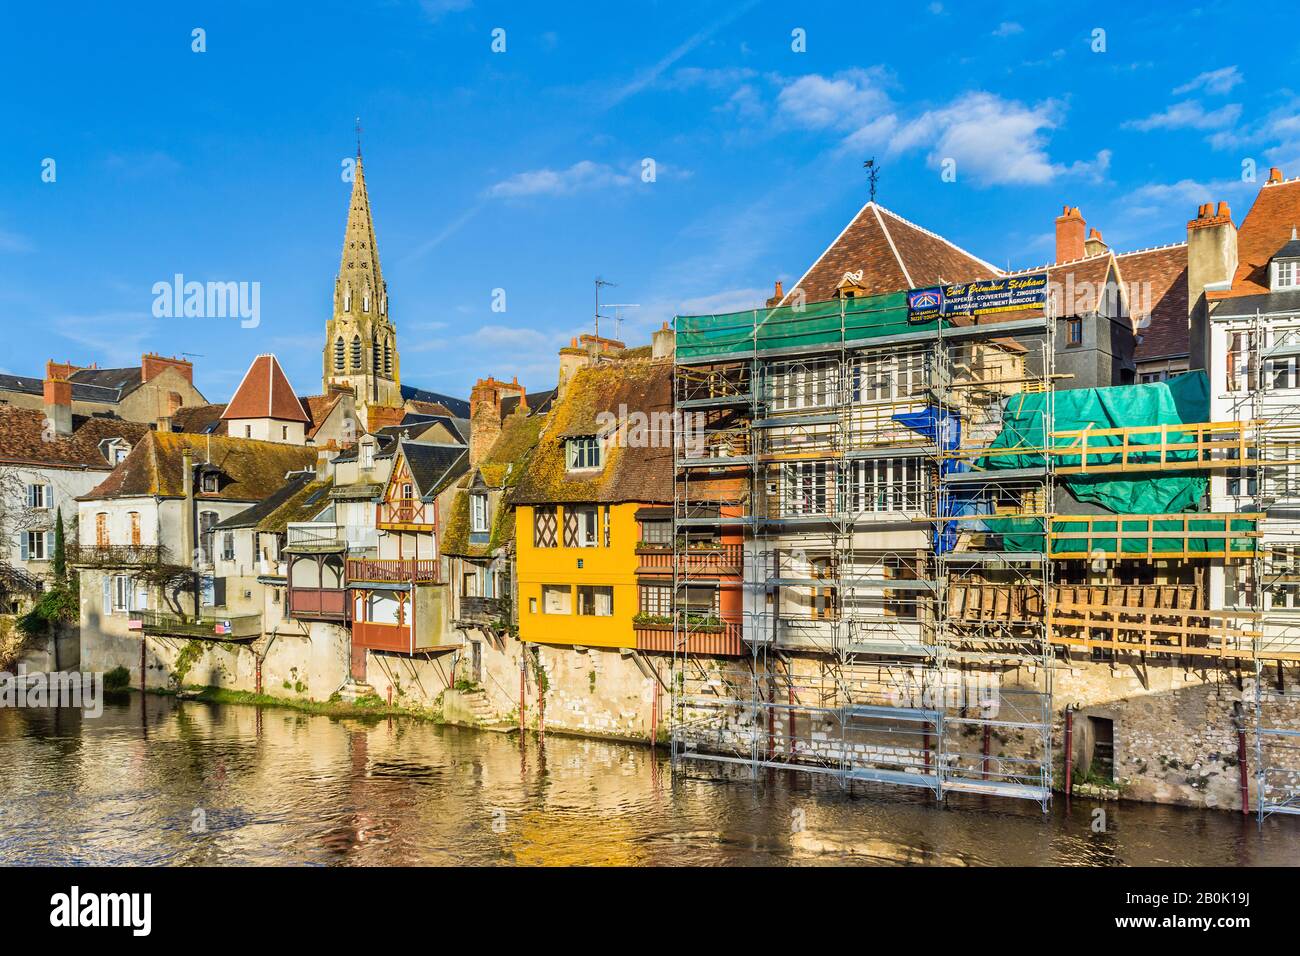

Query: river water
0 695 1296 866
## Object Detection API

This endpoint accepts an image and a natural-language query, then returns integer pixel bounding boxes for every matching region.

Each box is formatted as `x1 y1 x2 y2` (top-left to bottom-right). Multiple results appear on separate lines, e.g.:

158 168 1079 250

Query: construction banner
907 272 1048 322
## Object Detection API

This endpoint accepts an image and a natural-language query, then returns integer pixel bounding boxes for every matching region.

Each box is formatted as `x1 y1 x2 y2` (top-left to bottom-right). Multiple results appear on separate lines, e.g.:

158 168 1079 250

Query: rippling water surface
0 695 1296 866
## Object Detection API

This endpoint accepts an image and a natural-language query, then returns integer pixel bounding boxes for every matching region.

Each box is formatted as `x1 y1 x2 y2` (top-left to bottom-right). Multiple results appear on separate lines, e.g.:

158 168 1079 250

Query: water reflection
0 696 1295 866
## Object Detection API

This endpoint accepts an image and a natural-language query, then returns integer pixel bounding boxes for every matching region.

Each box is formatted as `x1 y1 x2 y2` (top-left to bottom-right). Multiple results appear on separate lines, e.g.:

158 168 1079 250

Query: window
351 335 363 370
564 505 599 547
1226 331 1253 392
112 443 129 465
360 440 375 470
577 585 613 616
639 584 671 616
244 425 253 438
26 484 50 510
202 472 220 493
845 457 924 513
640 519 671 546
1276 259 1298 290
541 584 571 614
566 436 601 471
384 341 393 376
281 425 289 441
770 359 836 411
221 531 236 562
781 461 829 517
850 351 926 403
128 512 141 547
199 511 218 565
1066 317 1083 347
529 597 538 614
402 482 414 500
334 337 346 371
367 592 401 624
23 531 51 561
534 506 558 548
470 493 489 533
95 512 109 547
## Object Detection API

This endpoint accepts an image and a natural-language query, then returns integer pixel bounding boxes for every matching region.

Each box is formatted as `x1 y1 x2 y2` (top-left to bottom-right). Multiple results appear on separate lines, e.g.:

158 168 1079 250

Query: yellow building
511 358 673 651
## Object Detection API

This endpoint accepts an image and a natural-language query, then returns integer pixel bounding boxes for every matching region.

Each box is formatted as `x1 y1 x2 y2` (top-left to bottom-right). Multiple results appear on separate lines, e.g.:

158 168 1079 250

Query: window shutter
102 577 113 617
44 484 53 508
212 577 226 607
25 485 35 508
134 581 149 612
45 531 55 557
19 532 29 562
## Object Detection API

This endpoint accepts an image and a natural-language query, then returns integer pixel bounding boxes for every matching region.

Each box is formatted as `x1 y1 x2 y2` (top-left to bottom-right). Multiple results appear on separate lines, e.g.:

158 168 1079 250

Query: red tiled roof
786 202 1000 304
300 392 344 439
221 355 309 423
1219 177 1300 298
1116 243 1189 361
0 407 150 471
172 403 228 435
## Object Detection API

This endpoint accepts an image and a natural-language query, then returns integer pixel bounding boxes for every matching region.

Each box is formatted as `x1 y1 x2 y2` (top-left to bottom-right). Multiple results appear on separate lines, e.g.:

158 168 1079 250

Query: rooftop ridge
1115 240 1189 258
1263 175 1300 188
1002 249 1113 276
872 201 1005 276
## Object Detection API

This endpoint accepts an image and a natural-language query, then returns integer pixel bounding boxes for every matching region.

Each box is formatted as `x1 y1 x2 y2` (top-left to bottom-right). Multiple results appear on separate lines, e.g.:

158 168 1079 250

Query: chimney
765 279 785 307
1054 205 1086 262
180 446 196 570
1269 167 1284 184
141 352 194 386
1186 200 1239 372
468 377 521 468
1084 227 1107 258
43 376 73 437
46 359 81 381
652 321 675 359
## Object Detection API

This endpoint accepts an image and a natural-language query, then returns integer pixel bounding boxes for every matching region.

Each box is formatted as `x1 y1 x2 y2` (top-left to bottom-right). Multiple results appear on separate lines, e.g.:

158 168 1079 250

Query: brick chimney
468 376 524 468
1055 206 1086 262
141 353 194 386
46 359 81 381
652 321 675 359
1084 227 1107 258
43 376 73 437
765 280 785 307
1187 200 1239 372
1269 167 1284 184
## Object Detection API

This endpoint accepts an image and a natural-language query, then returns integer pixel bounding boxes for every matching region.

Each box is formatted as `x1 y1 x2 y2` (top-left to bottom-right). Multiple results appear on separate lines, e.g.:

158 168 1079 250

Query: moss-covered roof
510 359 672 506
255 478 335 533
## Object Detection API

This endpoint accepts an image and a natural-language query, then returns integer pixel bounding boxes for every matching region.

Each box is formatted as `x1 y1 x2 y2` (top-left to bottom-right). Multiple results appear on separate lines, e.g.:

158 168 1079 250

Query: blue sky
2 0 1297 401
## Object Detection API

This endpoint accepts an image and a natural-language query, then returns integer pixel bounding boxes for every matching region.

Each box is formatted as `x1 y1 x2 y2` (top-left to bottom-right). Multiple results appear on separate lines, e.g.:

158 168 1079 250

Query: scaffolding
1239 316 1300 820
669 291 1057 808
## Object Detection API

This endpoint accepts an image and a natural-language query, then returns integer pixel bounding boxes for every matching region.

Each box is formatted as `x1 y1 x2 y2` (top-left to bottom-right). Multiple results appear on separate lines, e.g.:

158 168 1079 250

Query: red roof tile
0 407 150 471
1116 244 1189 361
1219 177 1300 298
221 355 309 423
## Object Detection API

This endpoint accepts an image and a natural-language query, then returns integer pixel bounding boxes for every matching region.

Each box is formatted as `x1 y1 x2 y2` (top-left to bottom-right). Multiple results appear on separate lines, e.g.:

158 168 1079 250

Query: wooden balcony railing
633 620 744 656
69 545 166 568
287 586 348 621
285 524 345 552
347 558 441 584
352 620 413 654
636 544 744 575
140 610 262 641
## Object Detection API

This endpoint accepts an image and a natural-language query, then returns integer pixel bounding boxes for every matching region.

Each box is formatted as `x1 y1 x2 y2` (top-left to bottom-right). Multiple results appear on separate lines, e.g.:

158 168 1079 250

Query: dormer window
565 436 601 471
201 472 221 494
361 439 375 470
1276 259 1299 290
99 438 131 466
470 492 489 533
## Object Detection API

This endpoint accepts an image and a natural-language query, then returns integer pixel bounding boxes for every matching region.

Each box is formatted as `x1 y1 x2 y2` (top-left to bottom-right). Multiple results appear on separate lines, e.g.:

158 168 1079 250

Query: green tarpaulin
675 291 930 359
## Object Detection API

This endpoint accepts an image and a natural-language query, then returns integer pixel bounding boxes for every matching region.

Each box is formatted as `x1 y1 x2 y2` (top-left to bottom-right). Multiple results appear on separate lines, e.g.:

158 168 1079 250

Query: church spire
338 153 385 304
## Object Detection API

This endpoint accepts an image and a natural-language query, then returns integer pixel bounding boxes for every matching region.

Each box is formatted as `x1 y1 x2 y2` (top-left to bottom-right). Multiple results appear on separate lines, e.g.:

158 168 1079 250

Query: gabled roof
214 472 322 531
1221 177 1300 298
400 385 471 418
222 355 309 423
784 201 1001 305
300 392 347 439
172 403 228 435
374 413 470 446
0 407 150 471
81 431 318 502
1116 243 1190 362
512 359 673 506
501 388 557 418
399 442 469 500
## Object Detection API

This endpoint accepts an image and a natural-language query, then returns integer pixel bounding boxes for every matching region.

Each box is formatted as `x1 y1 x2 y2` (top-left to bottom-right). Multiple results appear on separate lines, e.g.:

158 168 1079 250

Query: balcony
69 545 167 568
139 609 262 641
285 523 345 552
633 618 745 656
377 498 433 529
636 543 743 576
457 595 504 625
347 558 441 585
287 587 348 622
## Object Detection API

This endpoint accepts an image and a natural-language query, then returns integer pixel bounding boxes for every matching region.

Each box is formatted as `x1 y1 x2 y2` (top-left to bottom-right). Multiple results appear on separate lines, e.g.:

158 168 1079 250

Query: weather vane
355 116 363 158
864 158 879 203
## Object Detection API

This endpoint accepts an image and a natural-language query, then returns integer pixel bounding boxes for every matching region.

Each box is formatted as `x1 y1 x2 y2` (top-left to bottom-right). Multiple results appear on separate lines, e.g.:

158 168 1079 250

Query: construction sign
908 272 1048 322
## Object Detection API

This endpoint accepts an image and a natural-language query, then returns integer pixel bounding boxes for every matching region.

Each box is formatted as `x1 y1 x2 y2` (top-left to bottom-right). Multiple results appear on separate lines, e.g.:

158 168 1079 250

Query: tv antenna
594 277 617 342
602 303 640 342
864 157 880 203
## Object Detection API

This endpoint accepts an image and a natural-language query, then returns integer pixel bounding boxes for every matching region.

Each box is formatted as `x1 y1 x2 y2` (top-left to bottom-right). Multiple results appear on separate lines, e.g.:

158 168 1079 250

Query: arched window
351 335 362 370
343 288 351 312
362 292 370 313
334 337 345 372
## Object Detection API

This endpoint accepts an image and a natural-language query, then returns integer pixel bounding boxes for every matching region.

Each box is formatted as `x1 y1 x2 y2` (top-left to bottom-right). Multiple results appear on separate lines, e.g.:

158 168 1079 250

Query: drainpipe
1064 706 1075 798
1237 723 1250 816
519 646 526 734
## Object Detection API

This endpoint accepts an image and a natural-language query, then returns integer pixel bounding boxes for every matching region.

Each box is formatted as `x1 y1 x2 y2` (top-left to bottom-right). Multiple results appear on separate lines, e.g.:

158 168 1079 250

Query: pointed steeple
337 155 385 312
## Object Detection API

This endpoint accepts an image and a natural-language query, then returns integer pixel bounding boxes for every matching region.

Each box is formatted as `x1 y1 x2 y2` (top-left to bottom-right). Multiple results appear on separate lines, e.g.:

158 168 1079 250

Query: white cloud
486 161 634 198
992 21 1023 38
889 91 1071 186
1124 176 1256 218
776 68 893 132
1124 100 1242 132
1173 66 1243 96
418 0 472 23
